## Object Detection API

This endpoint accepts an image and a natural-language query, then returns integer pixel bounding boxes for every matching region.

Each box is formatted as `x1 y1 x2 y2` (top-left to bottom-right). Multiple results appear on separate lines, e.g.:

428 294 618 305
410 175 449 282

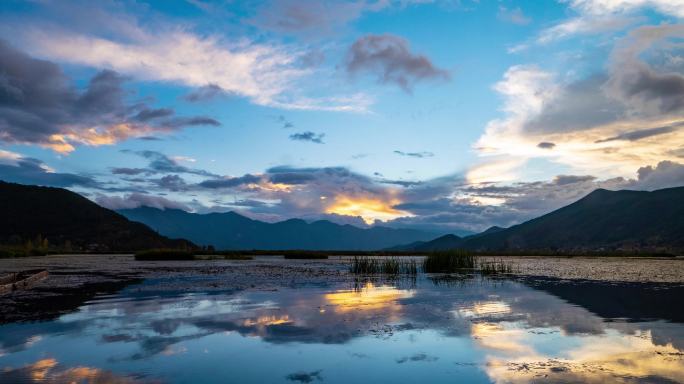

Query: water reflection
0 276 682 383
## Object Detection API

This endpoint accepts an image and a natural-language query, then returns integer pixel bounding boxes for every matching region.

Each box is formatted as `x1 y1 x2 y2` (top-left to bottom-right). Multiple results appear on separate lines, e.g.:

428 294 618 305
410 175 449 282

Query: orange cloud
324 195 410 224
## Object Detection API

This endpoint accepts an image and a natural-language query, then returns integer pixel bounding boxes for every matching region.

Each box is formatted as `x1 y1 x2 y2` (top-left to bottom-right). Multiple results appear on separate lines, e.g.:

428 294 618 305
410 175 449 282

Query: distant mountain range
0 182 193 251
3 181 683 253
393 187 684 253
118 206 440 250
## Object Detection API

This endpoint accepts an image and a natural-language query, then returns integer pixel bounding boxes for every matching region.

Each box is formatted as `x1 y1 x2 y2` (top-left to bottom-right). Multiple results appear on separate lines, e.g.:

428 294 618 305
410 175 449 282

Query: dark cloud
285 370 323 383
133 108 174 122
553 175 597 185
605 24 684 117
525 75 624 134
275 115 295 129
595 122 682 143
198 174 262 189
395 353 439 364
346 34 450 92
122 150 219 177
289 131 325 144
378 179 422 187
183 84 224 102
394 150 434 158
268 172 316 185
163 116 221 128
537 142 556 149
0 156 98 188
0 39 220 151
111 167 148 176
156 175 189 191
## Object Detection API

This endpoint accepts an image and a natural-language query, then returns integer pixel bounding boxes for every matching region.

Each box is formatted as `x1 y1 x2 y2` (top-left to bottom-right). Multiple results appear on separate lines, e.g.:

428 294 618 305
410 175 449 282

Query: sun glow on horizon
324 195 410 224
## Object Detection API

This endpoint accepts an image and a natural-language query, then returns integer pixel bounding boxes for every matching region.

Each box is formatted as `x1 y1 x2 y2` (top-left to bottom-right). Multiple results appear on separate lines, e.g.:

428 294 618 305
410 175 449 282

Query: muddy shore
1 254 683 324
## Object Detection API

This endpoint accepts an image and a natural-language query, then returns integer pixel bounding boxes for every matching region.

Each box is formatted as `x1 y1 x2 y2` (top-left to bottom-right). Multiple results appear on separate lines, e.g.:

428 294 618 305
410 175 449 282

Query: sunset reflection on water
0 275 682 383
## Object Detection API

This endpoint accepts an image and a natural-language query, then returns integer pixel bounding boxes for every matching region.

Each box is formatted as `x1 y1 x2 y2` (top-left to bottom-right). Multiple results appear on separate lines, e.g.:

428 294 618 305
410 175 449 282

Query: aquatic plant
478 258 514 275
422 250 476 273
350 256 418 275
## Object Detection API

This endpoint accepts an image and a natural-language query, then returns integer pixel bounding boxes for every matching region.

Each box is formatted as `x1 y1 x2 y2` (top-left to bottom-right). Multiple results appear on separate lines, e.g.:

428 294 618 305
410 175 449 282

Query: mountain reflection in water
0 276 682 383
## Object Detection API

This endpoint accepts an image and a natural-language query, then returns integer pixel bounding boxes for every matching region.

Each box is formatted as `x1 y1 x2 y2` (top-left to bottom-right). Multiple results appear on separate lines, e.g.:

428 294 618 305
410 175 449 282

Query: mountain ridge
394 187 684 253
118 206 441 250
0 182 194 251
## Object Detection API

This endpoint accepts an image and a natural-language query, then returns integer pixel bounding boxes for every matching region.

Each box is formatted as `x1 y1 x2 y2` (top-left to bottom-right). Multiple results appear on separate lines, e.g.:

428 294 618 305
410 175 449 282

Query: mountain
0 182 193 251
402 187 684 253
118 206 439 250
388 234 463 252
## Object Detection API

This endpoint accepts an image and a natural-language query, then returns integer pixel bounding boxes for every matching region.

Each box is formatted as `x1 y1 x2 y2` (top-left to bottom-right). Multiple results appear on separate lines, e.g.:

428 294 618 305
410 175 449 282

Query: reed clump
350 256 418 275
422 250 476 273
478 258 514 275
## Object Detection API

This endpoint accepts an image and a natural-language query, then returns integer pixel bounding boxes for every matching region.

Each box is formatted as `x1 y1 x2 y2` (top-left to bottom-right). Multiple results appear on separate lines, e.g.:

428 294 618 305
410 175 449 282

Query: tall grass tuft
350 256 418 275
422 250 475 273
478 258 514 275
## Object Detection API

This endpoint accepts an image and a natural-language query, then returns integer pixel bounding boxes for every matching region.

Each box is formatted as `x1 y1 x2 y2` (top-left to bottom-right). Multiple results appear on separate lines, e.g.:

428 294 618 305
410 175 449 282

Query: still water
1 274 683 383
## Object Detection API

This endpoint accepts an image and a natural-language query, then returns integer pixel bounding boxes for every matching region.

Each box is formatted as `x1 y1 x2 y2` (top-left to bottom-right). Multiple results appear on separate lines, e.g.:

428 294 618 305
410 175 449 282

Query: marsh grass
350 256 418 275
478 258 514 275
422 250 476 273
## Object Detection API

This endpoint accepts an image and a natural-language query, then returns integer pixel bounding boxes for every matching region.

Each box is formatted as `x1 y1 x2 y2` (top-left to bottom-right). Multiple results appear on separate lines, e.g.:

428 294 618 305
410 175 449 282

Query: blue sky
1 0 683 233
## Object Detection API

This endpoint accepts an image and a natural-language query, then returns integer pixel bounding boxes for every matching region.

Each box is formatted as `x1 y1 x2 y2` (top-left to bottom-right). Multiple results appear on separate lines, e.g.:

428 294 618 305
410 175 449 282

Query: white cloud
24 26 369 112
568 0 684 18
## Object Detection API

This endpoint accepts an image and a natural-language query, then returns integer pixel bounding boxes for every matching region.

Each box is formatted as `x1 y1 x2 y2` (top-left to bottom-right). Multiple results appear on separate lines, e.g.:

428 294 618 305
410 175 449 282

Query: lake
0 257 683 383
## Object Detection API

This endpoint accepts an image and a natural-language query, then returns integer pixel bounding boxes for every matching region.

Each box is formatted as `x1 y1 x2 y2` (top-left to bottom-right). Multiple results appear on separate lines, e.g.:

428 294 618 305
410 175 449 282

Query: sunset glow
325 196 409 224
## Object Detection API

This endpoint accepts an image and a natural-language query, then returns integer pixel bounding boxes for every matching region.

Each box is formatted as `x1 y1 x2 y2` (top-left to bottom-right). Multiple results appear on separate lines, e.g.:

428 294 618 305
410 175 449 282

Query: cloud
595 123 682 143
285 370 323 383
248 0 372 35
198 174 262 189
634 160 684 190
183 84 224 103
394 150 434 158
604 24 684 117
111 167 148 176
0 150 98 188
568 0 684 18
122 150 219 177
289 131 325 144
247 0 433 36
345 34 450 92
0 39 220 153
497 6 531 25
96 192 190 211
473 24 684 182
20 13 369 112
530 0 684 46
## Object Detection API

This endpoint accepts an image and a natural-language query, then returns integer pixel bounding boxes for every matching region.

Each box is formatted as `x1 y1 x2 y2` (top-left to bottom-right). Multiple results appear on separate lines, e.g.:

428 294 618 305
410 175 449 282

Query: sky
1 0 683 234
